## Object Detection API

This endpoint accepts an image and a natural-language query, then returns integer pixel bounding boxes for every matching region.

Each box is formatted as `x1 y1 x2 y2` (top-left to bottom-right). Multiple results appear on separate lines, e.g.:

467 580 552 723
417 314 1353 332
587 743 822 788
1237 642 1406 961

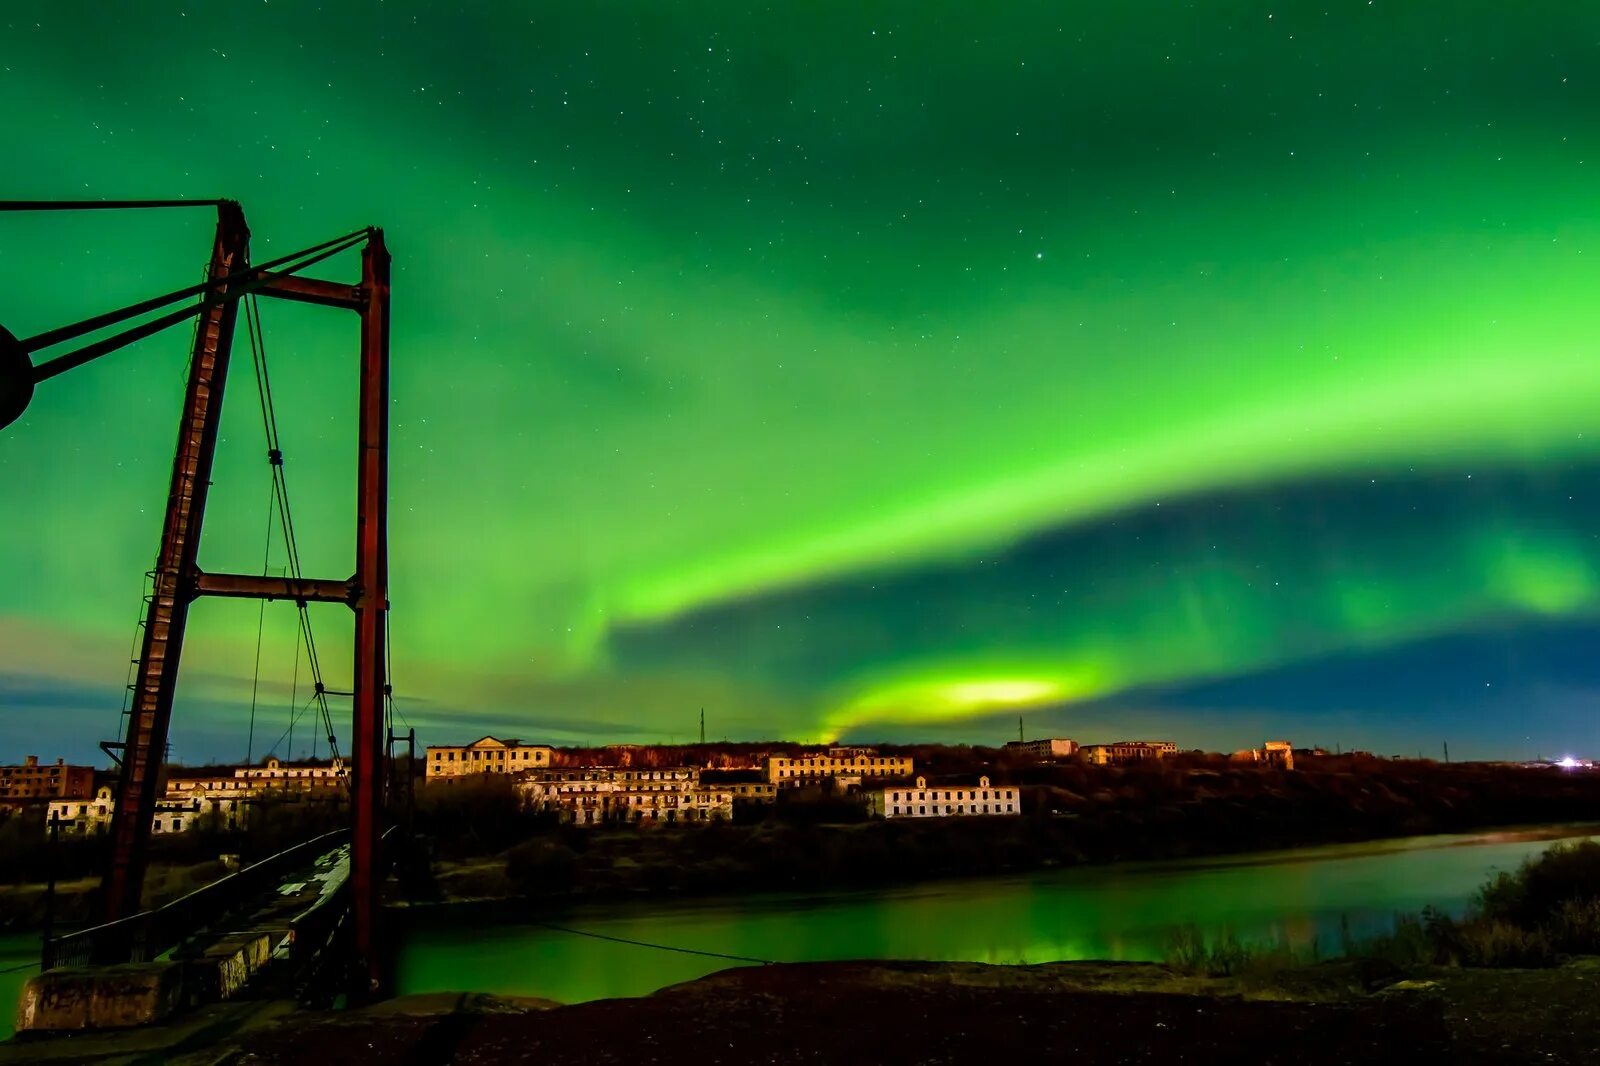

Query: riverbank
423 821 1600 916
0 861 227 934
428 758 1600 905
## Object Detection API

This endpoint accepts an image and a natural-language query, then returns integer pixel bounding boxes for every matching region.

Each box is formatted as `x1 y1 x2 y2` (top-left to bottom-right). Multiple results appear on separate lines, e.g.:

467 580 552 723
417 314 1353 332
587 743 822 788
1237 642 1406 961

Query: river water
394 824 1598 1005
0 934 38 1042
3 824 1593 1040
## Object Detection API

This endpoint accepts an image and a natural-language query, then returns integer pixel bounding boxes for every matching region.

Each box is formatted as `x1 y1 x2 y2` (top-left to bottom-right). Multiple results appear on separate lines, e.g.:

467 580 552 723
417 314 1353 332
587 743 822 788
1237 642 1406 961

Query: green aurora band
608 469 1600 741
2 2 1600 756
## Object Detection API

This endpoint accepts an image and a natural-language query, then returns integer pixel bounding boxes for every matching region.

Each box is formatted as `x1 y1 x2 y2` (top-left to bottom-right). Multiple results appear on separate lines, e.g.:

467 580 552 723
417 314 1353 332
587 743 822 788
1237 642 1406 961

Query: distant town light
1559 756 1580 769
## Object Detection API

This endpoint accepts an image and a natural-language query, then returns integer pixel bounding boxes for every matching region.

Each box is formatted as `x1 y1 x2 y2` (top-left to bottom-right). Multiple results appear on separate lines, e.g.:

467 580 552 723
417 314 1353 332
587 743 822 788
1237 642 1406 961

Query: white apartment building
150 796 207 835
766 750 913 787
52 790 216 836
167 757 347 797
426 736 553 779
234 757 347 785
516 767 731 826
46 757 347 836
869 776 1020 819
45 784 116 834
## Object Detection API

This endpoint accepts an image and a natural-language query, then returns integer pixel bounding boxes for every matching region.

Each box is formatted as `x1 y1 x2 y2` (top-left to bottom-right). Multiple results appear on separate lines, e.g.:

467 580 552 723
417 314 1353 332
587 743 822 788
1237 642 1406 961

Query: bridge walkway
12 832 353 1035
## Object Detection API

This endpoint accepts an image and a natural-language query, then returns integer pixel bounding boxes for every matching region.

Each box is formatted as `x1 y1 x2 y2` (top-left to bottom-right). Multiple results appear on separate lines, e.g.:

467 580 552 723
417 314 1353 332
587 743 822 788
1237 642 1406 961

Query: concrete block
190 932 279 1001
14 962 183 1032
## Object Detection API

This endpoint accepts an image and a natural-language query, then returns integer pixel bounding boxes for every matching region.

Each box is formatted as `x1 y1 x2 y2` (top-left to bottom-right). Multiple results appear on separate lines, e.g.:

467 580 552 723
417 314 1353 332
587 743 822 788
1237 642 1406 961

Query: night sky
3 2 1599 763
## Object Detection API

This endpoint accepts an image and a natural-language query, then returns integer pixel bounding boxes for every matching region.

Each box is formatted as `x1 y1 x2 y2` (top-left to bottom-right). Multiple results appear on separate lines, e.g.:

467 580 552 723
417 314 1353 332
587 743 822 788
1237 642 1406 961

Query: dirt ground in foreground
5 959 1597 1065
223 959 1600 1066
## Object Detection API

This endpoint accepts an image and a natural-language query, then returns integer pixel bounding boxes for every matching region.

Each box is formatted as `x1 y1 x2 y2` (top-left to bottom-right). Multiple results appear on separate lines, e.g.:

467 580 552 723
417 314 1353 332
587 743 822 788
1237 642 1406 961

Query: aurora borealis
3 2 1600 761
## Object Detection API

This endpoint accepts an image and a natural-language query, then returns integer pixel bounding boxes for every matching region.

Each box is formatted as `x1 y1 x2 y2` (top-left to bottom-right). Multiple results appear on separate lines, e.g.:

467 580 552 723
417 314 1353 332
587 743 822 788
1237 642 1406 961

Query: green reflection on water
0 935 40 1042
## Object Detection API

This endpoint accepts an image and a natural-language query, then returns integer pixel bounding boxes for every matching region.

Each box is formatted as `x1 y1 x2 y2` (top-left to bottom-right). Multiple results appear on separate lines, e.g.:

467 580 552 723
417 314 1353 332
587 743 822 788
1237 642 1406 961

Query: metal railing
43 829 349 970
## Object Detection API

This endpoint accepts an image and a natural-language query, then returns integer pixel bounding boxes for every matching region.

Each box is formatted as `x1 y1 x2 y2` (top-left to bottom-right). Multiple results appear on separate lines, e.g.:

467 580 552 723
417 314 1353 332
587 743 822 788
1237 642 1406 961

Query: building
869 776 1020 819
47 784 208 836
167 757 346 796
150 796 206 836
1082 740 1176 765
728 781 778 803
1230 741 1295 770
164 757 347 830
45 783 116 834
234 757 348 786
686 785 735 822
700 769 778 805
46 757 348 836
1003 738 1077 759
515 766 730 826
425 736 553 779
0 756 97 807
766 750 913 787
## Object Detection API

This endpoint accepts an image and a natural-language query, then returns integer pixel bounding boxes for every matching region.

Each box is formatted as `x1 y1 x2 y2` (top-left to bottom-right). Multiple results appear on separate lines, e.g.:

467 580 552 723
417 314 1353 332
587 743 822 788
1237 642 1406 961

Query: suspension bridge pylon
0 198 393 999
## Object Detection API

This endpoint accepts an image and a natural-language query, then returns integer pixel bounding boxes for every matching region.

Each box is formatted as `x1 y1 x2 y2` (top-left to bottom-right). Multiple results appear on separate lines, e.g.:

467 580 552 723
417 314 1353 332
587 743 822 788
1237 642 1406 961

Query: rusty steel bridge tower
1 199 393 995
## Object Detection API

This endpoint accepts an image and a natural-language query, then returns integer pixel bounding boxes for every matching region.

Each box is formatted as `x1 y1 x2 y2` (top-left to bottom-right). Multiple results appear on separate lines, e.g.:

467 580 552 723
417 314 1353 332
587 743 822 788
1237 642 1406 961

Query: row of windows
531 783 688 794
239 769 341 778
889 789 1013 802
891 804 1015 815
776 757 906 767
776 766 904 778
535 794 686 807
525 771 691 782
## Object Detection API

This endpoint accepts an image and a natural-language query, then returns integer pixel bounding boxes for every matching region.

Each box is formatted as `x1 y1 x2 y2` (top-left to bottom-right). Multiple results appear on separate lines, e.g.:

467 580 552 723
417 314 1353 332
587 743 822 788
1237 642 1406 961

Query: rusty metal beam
349 229 391 999
103 202 250 922
256 272 364 312
192 570 354 605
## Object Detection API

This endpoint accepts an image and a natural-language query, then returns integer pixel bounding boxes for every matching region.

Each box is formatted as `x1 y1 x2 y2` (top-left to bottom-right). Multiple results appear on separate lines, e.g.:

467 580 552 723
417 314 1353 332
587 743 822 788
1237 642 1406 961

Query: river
395 824 1598 1005
0 934 37 1042
3 824 1592 1041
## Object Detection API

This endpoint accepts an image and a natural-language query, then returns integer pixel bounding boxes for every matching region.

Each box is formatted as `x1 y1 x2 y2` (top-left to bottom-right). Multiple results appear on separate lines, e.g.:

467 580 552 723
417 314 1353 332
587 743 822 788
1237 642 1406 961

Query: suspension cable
385 609 409 732
264 691 323 762
282 609 302 760
24 228 367 357
244 480 278 767
0 199 226 211
243 293 343 768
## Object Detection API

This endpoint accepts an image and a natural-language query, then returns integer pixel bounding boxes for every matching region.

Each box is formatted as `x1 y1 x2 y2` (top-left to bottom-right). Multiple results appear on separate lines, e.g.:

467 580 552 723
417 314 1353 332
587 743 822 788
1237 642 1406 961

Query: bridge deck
14 839 352 1034
173 841 350 1001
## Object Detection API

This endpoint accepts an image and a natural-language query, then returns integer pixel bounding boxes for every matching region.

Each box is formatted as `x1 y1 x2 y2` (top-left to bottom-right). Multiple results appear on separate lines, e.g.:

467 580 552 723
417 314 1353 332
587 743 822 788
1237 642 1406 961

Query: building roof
426 735 553 750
